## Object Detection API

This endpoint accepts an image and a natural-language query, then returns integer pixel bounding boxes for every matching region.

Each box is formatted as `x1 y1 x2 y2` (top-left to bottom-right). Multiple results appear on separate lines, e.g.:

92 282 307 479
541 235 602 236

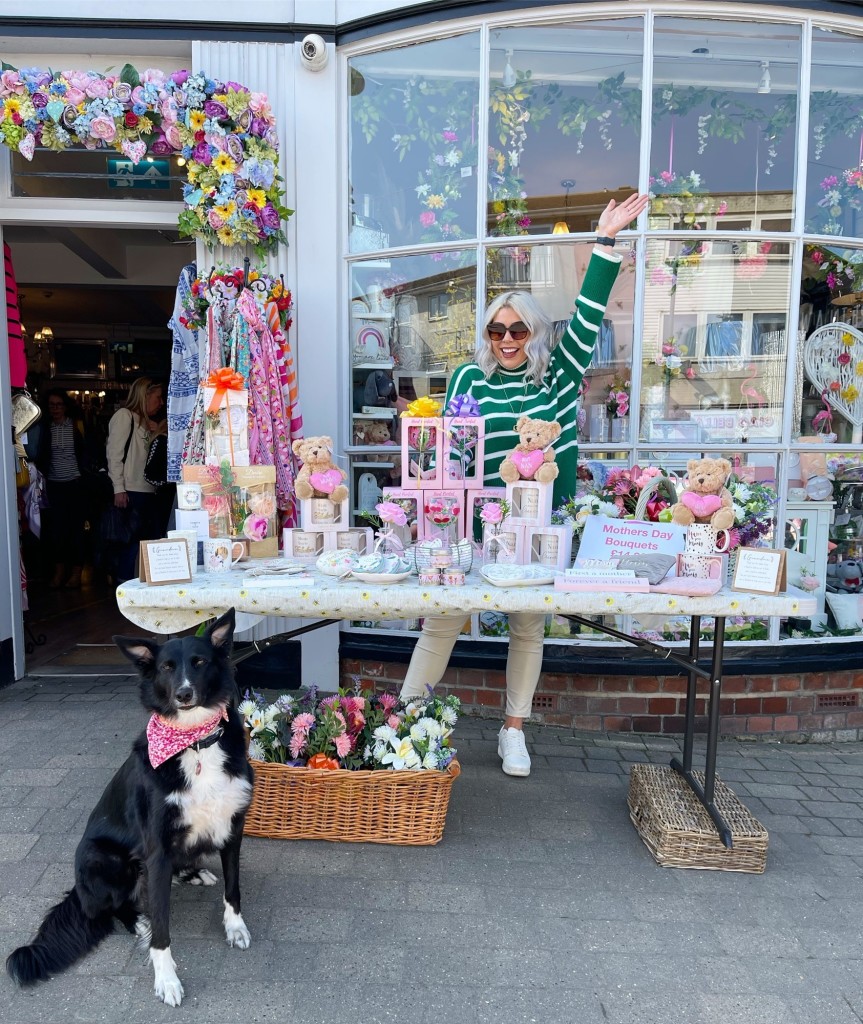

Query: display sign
731 547 787 595
139 539 192 585
577 515 686 563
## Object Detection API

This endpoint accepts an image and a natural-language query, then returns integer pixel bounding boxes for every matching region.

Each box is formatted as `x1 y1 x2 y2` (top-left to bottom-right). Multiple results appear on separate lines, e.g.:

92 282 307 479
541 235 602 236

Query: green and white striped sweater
446 246 622 508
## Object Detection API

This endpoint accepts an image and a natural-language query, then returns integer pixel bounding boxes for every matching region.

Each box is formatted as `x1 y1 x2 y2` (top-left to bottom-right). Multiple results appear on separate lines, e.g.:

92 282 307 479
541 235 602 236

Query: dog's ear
113 635 160 671
205 608 235 654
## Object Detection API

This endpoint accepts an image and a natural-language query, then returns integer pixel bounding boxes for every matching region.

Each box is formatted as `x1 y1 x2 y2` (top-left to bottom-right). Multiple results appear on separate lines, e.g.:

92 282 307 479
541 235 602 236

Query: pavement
0 671 862 1024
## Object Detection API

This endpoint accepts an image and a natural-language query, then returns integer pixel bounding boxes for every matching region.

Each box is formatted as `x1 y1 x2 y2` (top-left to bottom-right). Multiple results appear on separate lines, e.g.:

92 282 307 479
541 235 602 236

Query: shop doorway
8 225 192 671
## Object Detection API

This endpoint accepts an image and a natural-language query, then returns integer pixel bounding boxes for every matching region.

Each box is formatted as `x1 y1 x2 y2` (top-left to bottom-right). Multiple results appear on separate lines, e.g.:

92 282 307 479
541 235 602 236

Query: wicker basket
244 759 461 845
627 763 768 873
634 475 678 521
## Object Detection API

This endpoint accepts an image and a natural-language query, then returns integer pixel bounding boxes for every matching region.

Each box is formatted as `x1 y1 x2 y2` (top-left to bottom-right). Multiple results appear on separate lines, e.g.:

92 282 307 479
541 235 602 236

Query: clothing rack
205 258 287 299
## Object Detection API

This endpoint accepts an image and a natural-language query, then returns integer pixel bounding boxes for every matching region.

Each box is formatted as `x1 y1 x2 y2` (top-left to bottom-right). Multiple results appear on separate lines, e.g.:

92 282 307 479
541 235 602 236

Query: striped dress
446 247 622 507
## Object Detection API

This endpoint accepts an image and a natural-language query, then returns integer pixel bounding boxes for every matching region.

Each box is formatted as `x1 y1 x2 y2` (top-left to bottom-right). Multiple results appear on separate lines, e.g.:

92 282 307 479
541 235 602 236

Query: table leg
671 615 732 849
680 614 701 773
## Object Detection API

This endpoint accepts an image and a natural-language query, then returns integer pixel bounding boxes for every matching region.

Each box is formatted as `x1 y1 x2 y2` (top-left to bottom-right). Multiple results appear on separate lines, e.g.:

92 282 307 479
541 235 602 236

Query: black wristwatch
595 235 616 247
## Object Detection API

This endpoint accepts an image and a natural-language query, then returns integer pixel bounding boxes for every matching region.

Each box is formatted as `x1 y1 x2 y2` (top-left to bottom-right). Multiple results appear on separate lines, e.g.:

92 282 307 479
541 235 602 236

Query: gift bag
203 369 250 467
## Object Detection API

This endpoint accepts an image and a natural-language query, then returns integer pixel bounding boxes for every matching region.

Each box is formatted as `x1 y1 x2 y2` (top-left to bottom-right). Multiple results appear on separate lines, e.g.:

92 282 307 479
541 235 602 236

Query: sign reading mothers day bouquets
576 514 686 563
0 64 292 254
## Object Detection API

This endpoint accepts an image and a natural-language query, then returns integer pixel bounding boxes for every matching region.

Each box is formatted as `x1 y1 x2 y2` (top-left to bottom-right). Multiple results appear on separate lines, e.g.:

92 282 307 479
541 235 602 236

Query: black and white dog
6 609 254 1007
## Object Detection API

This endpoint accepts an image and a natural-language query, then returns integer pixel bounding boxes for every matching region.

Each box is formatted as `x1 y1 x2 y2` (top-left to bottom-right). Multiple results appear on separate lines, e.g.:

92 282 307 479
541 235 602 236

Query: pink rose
375 501 408 526
247 492 276 519
249 91 271 116
0 70 23 96
64 70 90 91
243 514 268 542
420 211 436 228
89 115 116 142
480 502 503 525
85 78 109 100
164 124 183 150
64 87 85 106
140 68 167 88
207 209 225 230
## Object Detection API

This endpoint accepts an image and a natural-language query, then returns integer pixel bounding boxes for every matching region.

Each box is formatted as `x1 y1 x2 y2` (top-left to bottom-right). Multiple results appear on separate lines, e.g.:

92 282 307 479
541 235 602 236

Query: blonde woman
106 378 167 582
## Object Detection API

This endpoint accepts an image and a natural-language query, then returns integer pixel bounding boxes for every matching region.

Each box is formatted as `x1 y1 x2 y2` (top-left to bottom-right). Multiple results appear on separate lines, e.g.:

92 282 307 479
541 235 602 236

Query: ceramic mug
686 523 730 554
166 529 199 574
177 482 202 510
203 537 244 573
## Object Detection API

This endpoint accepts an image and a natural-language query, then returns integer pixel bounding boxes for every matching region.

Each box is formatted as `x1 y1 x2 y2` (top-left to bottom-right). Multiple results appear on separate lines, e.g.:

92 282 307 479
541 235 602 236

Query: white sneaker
498 727 531 777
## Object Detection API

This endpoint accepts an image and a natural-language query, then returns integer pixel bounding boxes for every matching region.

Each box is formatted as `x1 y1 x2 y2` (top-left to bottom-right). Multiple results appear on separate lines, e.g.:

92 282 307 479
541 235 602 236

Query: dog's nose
175 685 194 705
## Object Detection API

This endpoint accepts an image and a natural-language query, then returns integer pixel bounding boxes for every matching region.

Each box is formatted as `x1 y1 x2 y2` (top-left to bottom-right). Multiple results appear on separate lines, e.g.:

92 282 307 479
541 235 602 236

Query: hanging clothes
5 243 26 388
166 263 200 483
266 298 303 441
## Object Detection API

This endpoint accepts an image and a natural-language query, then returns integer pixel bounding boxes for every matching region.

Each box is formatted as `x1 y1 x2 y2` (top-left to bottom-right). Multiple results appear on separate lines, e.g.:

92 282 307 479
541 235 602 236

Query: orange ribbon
205 368 246 415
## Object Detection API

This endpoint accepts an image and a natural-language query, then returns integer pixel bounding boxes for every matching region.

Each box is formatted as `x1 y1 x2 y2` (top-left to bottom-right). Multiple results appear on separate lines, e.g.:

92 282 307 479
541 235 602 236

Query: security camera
300 34 328 72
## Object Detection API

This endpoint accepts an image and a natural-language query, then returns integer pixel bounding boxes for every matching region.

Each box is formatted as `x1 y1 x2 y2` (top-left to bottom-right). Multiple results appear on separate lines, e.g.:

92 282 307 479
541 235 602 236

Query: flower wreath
0 63 293 255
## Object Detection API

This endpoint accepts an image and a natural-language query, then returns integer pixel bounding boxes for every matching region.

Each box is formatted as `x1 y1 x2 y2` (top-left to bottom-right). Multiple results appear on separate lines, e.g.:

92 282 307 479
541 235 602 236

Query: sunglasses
487 321 530 342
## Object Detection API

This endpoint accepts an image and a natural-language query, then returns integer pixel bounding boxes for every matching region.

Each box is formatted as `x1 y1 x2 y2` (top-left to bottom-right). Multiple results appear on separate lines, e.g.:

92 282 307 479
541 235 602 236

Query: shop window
10 148 185 203
486 18 643 239
428 293 448 321
650 17 800 234
348 32 481 253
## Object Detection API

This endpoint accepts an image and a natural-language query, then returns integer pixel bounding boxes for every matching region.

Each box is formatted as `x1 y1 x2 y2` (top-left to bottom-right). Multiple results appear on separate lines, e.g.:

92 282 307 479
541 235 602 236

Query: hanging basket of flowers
240 689 461 845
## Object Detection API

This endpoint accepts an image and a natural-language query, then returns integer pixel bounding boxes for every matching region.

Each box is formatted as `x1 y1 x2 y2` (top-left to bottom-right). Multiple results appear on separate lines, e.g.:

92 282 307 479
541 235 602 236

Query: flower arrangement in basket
723 475 776 552
239 687 462 845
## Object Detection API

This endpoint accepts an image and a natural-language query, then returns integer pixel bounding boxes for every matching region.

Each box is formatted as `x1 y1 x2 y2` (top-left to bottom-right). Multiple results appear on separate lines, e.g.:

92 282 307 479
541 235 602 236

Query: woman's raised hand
596 193 650 238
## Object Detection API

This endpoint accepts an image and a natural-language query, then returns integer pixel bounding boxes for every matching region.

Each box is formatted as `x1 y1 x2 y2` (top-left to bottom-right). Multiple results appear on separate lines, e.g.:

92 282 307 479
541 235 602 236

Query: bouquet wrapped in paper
203 368 250 467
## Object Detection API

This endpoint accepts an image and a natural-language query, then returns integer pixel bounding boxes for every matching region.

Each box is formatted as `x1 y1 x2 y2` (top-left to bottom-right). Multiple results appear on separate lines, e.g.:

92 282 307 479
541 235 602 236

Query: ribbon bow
445 393 481 418
206 368 246 415
402 396 442 419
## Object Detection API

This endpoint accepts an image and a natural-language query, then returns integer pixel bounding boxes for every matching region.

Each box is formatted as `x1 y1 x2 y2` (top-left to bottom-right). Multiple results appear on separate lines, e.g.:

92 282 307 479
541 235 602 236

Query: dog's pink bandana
680 492 723 518
510 450 545 479
309 469 342 495
146 707 228 768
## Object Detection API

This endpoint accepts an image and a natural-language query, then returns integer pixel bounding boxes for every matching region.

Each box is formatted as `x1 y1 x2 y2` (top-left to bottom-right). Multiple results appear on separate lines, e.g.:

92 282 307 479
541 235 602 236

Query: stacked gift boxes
284 493 374 561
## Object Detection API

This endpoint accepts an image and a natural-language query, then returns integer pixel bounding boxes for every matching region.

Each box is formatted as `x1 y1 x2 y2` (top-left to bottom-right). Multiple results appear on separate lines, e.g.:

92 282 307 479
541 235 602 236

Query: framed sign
139 539 192 586
730 546 787 596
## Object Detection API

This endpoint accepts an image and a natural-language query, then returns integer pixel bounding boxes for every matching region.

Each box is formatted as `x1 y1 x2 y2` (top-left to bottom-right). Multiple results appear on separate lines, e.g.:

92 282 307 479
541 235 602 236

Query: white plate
350 571 413 584
479 564 557 587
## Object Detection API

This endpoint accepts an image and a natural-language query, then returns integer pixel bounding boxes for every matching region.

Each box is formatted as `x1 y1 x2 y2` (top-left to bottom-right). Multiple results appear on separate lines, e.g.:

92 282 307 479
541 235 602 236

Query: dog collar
146 707 228 769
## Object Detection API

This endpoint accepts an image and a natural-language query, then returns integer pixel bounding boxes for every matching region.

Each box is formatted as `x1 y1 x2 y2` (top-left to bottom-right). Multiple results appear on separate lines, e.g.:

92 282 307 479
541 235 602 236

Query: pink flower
242 514 268 542
811 250 824 264
291 712 315 735
247 492 276 518
442 130 458 142
480 502 504 525
420 211 436 228
375 501 408 526
89 115 116 142
387 714 400 728
839 352 852 365
0 70 23 96
684 366 696 379
84 78 109 100
660 170 674 183
716 201 728 217
65 87 85 106
334 734 352 758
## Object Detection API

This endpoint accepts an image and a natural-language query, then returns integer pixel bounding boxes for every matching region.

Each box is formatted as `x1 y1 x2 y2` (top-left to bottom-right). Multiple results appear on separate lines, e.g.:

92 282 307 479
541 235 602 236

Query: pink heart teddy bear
499 415 562 486
292 436 349 503
669 456 735 532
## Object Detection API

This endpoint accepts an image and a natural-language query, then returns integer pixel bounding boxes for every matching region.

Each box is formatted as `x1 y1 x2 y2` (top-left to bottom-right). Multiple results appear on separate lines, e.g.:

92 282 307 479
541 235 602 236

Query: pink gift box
399 417 444 489
416 489 467 542
442 416 485 489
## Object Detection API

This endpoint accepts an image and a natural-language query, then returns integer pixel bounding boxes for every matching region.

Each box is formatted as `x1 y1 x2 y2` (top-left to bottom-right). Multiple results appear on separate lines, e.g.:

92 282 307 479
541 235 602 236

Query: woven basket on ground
244 759 461 845
633 475 678 521
627 763 768 873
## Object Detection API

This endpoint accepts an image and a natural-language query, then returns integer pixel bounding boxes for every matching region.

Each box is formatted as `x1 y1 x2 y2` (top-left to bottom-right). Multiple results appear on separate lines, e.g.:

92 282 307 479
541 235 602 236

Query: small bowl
787 487 808 501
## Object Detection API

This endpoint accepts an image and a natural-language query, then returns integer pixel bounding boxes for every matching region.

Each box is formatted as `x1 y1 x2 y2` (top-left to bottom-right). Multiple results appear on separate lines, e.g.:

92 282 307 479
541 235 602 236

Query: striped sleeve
552 247 622 387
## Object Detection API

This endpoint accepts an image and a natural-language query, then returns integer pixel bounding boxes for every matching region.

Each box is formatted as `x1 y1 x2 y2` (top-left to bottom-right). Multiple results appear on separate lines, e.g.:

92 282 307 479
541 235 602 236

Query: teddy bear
827 559 863 593
292 436 349 503
669 456 735 532
499 416 561 485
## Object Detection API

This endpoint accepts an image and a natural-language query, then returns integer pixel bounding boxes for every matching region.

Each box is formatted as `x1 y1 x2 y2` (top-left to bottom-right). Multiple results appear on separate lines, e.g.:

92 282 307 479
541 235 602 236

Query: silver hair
475 290 554 387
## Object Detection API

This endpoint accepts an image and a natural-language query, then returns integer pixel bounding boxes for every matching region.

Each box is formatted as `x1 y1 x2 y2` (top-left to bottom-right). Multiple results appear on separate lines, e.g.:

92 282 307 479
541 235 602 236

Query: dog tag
195 760 202 775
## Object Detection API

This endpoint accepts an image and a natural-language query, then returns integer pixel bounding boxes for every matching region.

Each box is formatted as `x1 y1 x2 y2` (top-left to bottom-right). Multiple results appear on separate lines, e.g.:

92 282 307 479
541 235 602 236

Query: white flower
247 738 265 760
373 724 397 744
415 183 430 197
423 719 444 739
381 737 422 770
409 721 428 741
237 699 258 720
732 502 746 522
440 707 457 726
422 751 439 770
732 483 751 502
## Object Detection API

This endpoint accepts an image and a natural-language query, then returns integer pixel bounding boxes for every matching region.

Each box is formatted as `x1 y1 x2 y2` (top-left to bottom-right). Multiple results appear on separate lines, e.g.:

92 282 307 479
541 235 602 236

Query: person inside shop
399 192 649 777
105 377 168 583
34 388 97 590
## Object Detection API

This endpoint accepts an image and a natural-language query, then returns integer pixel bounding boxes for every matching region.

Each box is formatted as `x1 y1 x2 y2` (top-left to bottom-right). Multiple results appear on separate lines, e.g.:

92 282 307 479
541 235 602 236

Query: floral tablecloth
116 570 817 634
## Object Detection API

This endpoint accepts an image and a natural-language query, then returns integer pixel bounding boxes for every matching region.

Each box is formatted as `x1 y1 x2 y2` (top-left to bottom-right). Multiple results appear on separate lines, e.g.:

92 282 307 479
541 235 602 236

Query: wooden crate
627 763 768 873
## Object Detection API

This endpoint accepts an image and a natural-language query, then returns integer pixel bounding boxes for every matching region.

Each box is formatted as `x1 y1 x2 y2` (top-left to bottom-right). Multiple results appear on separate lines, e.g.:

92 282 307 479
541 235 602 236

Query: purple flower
150 133 173 156
31 92 47 108
170 70 190 86
260 204 281 230
192 141 213 165
250 116 268 137
204 99 228 120
226 134 245 163
442 130 458 142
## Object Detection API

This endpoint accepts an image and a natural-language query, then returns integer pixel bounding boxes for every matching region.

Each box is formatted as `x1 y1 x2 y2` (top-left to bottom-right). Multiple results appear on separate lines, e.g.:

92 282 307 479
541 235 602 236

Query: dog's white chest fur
167 745 252 848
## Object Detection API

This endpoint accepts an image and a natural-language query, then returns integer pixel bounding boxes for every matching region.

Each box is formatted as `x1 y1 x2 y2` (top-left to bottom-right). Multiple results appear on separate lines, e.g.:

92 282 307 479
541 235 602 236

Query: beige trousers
399 613 546 719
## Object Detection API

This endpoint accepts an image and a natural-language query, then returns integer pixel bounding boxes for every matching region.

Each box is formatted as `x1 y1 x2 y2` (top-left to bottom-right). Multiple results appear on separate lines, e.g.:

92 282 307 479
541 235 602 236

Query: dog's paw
151 947 184 1007
223 902 251 950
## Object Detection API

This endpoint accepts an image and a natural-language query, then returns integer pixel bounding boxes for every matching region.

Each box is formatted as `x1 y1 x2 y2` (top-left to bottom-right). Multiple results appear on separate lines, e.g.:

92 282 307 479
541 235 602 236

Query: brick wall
339 658 863 741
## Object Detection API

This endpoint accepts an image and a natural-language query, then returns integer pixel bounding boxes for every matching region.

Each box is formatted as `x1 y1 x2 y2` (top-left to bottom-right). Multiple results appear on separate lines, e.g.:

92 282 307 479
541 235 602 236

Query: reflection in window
806 29 863 239
650 18 800 232
348 33 481 253
487 19 643 238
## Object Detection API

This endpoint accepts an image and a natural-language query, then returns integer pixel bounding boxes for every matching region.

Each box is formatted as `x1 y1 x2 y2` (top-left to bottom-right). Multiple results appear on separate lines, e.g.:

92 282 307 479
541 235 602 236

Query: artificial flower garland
0 63 292 255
